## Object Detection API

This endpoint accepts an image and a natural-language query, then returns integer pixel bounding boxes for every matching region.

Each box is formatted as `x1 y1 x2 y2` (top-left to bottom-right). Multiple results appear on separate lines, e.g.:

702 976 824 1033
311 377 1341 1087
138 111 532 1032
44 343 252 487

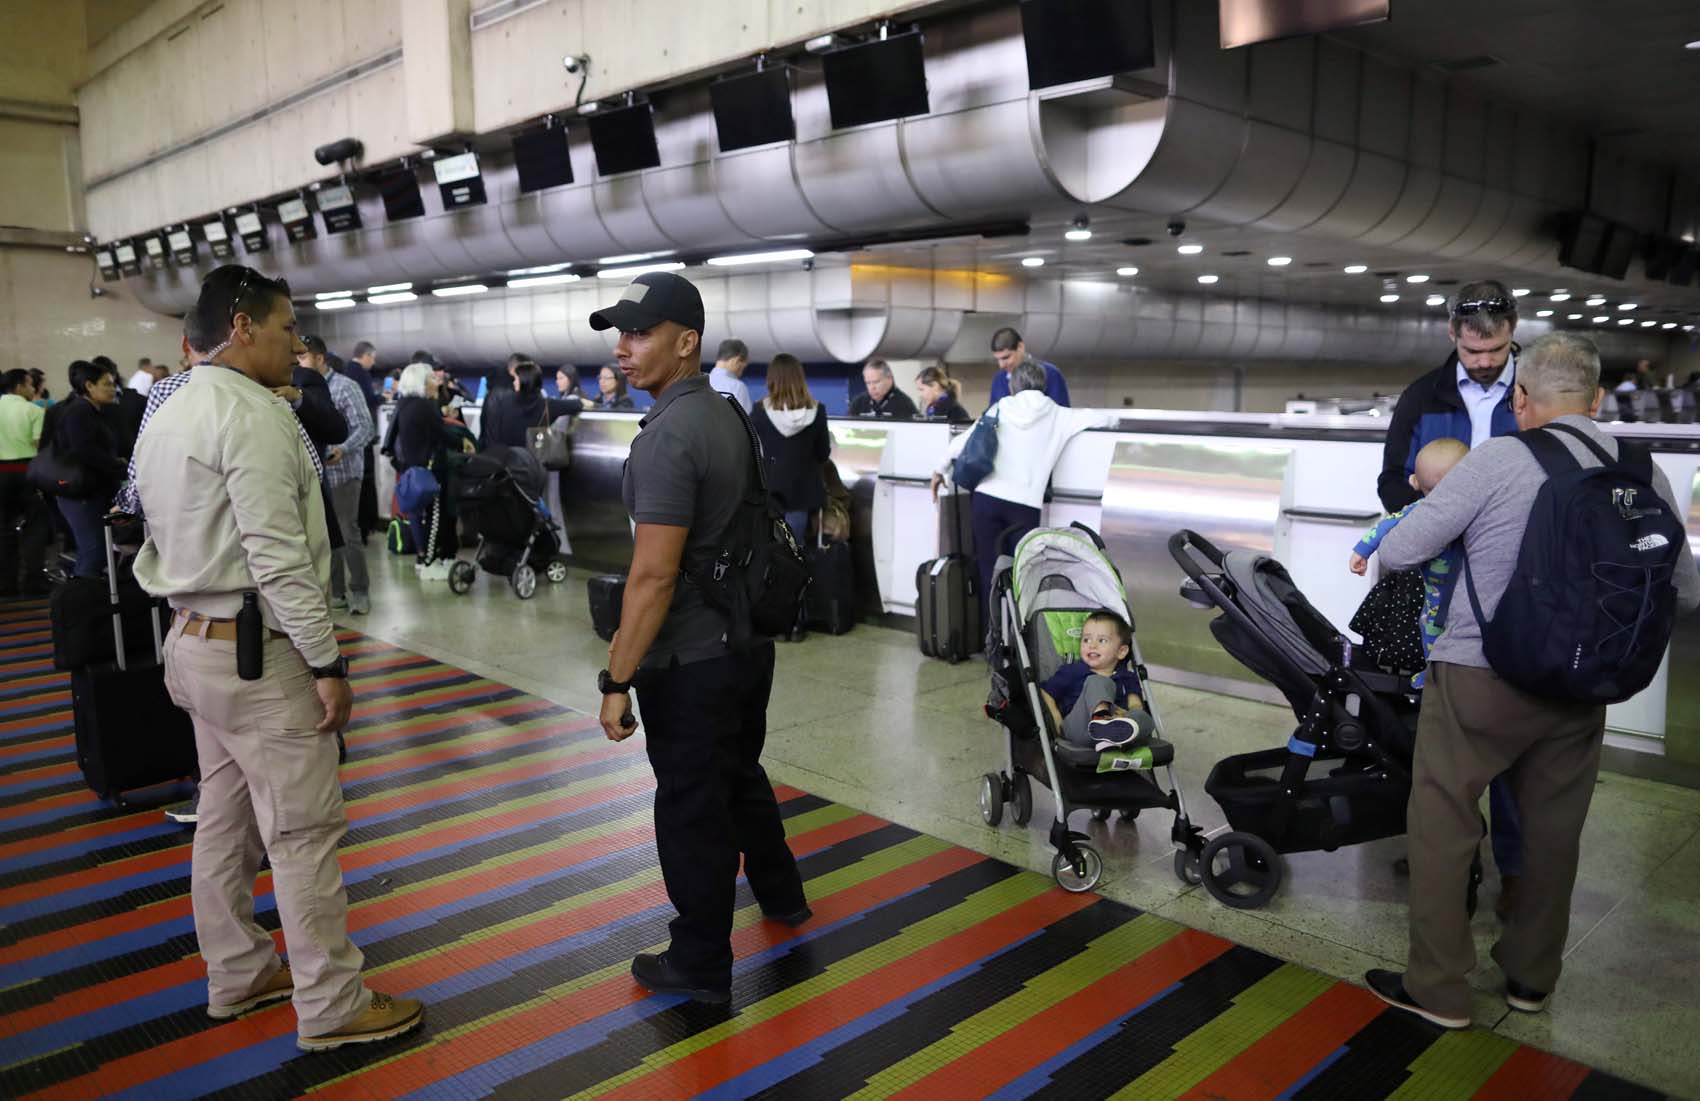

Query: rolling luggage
50 571 170 671
587 574 625 642
806 529 855 635
69 520 197 802
916 554 980 664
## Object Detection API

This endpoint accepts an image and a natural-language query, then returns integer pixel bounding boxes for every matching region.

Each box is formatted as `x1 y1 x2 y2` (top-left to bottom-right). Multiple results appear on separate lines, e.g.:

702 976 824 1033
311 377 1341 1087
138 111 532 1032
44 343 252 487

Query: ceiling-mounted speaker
587 101 661 176
1557 211 1610 274
711 66 795 152
513 126 573 193
1019 0 1154 89
822 28 929 129
375 167 425 222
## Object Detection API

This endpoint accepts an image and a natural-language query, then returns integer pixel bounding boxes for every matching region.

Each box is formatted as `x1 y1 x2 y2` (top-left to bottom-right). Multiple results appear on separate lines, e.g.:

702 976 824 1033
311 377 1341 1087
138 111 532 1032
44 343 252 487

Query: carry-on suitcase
50 571 170 671
587 574 626 642
806 527 855 635
69 519 197 803
916 554 981 664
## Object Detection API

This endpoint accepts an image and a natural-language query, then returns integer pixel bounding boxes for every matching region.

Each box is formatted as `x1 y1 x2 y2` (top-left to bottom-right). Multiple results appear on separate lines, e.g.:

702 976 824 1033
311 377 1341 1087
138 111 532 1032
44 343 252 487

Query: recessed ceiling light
1662 322 1678 330
314 290 354 300
1536 310 1553 317
1687 39 1700 49
431 283 488 297
1684 325 1696 332
1568 313 1583 320
1591 315 1609 323
1197 274 1219 284
1267 256 1292 267
1380 294 1400 303
369 291 417 305
506 262 573 277
1406 273 1430 284
1641 320 1657 327
506 272 582 288
1021 257 1045 268
1586 296 1607 306
368 282 412 294
1178 244 1204 255
1618 302 1637 311
1116 266 1139 277
1343 264 1368 274
1426 295 1446 306
597 250 673 265
1065 228 1092 242
596 261 686 280
1512 288 1531 297
705 248 815 267
315 299 356 311
1549 292 1571 302
1618 318 1635 326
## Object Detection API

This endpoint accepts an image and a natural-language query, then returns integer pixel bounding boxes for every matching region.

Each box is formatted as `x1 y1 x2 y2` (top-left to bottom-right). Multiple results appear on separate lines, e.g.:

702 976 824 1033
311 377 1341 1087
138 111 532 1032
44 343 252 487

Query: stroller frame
446 451 570 600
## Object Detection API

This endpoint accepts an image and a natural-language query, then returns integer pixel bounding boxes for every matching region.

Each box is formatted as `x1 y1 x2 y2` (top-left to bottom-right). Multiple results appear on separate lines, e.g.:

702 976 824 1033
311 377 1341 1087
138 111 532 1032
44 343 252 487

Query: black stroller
981 523 1206 893
1169 529 1481 911
446 447 569 599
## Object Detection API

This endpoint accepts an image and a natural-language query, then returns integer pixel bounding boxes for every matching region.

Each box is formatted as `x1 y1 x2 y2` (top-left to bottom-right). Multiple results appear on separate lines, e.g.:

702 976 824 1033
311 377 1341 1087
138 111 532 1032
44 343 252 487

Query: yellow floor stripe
1386 1028 1520 1100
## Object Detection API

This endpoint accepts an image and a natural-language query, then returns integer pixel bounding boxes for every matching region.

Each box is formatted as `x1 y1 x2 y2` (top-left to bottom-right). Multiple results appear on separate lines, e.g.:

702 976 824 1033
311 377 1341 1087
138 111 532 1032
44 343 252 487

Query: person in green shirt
0 368 49 595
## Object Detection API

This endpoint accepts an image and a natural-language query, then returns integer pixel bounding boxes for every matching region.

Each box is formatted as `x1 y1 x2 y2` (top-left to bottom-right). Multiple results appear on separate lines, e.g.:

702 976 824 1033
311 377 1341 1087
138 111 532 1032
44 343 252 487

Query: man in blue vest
1379 279 1524 920
987 327 1069 410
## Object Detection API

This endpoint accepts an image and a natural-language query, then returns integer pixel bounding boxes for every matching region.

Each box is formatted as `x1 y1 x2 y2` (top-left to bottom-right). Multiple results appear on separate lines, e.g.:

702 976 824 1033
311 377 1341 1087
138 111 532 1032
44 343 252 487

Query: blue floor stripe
982 982 1183 1101
0 692 67 716
1277 1044 1350 1100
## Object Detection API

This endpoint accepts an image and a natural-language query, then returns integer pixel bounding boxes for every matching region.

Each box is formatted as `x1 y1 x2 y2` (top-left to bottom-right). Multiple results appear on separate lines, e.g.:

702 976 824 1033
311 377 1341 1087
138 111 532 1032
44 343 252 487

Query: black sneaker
1505 977 1549 1013
762 905 813 929
631 953 730 1004
1365 969 1469 1030
1089 717 1145 751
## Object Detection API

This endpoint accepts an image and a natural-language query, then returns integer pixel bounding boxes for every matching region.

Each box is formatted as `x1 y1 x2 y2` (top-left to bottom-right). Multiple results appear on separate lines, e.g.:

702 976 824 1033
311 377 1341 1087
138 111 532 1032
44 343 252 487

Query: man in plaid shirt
299 336 375 615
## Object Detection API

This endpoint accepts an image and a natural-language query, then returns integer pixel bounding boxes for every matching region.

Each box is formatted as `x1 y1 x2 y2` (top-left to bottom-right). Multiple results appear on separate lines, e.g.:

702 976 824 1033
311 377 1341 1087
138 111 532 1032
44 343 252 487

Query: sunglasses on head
227 267 291 327
1451 296 1514 318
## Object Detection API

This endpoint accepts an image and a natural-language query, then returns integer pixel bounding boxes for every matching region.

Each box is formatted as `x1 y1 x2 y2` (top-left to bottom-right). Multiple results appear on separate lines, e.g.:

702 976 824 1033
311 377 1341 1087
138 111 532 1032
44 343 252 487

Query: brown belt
175 610 288 642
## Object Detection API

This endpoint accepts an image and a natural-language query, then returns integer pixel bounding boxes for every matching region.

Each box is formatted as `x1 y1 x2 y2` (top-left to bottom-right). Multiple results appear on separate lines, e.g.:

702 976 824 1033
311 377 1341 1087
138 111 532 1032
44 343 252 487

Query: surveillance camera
562 54 588 75
1166 220 1186 237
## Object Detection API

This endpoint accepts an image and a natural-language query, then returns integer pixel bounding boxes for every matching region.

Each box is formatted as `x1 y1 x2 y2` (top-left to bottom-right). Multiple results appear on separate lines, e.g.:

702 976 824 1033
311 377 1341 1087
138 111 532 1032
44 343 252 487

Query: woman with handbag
476 361 582 452
750 354 831 546
36 360 127 578
390 363 468 580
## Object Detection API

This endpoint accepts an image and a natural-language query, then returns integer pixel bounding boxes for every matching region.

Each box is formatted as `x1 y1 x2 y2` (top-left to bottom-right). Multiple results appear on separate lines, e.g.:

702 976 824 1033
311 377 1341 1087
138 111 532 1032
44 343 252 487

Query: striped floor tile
0 597 1667 1100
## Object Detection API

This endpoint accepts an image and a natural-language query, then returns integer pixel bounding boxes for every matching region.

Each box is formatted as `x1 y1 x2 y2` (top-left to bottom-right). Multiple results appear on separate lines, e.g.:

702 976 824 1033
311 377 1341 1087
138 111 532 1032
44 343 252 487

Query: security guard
591 271 809 1004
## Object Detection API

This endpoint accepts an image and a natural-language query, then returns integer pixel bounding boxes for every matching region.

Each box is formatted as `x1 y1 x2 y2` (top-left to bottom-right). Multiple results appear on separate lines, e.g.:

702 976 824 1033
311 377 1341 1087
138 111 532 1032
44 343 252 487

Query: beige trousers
163 618 368 1036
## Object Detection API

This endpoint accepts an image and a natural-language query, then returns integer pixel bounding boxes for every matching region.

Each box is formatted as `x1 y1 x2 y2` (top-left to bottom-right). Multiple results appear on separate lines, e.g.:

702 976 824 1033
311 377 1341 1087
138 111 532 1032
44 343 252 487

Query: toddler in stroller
981 523 1205 893
446 446 570 600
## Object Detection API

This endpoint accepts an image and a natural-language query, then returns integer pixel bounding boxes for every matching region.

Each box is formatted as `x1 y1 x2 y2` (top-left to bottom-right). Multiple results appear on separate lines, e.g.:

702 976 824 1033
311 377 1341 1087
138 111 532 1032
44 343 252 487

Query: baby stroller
1169 529 1481 912
981 523 1205 893
446 447 570 599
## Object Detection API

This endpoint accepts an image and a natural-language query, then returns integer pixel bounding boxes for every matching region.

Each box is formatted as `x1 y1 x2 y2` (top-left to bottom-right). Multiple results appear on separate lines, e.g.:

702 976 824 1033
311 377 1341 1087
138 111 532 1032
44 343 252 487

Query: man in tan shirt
133 264 424 1051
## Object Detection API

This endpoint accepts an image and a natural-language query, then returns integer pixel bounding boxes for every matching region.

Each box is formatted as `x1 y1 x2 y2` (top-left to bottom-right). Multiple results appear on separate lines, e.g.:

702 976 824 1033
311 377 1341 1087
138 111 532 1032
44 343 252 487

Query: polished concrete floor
347 549 1700 1100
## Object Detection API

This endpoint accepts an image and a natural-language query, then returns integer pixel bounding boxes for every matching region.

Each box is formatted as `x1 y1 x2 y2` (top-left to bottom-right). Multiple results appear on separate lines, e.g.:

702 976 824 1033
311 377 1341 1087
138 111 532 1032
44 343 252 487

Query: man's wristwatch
311 655 350 680
598 668 632 695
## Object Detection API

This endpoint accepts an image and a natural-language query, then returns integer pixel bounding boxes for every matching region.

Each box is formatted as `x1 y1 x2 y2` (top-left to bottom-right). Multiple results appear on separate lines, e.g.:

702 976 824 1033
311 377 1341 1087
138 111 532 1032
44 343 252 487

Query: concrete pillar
402 0 474 145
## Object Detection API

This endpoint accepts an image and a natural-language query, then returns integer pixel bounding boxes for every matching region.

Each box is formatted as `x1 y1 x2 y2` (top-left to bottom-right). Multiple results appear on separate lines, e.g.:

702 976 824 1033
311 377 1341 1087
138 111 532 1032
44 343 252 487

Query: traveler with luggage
0 368 49 595
133 264 424 1051
38 360 127 578
1364 333 1699 1031
385 363 466 580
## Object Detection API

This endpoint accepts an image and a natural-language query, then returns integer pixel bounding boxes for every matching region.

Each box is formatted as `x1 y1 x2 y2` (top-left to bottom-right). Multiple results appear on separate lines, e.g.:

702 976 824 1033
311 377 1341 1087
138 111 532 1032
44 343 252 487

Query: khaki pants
1404 662 1605 1019
163 618 368 1036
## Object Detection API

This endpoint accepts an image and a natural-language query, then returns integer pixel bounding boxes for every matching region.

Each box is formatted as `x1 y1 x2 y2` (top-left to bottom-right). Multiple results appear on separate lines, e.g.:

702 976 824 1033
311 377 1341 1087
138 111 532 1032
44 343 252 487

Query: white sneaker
417 561 452 582
349 593 371 615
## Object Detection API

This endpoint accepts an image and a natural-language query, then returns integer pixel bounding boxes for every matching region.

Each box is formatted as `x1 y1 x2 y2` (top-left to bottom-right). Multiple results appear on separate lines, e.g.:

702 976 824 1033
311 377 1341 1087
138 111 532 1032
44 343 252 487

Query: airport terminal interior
3 1 1700 1098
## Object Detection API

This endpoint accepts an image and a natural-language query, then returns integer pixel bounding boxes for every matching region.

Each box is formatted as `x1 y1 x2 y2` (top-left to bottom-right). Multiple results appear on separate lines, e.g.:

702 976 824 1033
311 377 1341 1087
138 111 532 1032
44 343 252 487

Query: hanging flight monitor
512 125 573 193
711 66 796 152
376 167 426 221
316 183 362 234
142 234 168 269
822 28 929 130
1019 0 1154 89
434 152 487 210
202 217 235 260
234 209 268 253
279 197 317 243
114 242 141 276
94 248 119 282
587 101 660 176
167 227 196 265
1220 0 1387 48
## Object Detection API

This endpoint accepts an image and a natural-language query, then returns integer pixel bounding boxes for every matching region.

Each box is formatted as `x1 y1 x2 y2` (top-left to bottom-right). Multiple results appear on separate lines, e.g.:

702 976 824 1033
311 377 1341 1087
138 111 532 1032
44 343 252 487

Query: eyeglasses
1451 296 1514 318
227 267 291 327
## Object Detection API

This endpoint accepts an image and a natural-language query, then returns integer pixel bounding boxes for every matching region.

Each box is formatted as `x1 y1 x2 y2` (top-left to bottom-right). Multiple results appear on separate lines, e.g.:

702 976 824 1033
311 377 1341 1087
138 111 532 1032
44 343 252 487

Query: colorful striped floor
0 596 1665 1100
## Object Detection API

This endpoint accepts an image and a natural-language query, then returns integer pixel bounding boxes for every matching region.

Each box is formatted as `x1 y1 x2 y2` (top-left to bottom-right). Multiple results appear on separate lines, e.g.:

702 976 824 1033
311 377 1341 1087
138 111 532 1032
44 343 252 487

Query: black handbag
26 442 90 500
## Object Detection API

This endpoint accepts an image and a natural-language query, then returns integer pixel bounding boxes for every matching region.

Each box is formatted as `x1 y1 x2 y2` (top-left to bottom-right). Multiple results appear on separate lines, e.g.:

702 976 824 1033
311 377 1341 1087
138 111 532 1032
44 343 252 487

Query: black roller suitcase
916 554 981 664
806 529 855 635
587 574 626 642
69 521 197 802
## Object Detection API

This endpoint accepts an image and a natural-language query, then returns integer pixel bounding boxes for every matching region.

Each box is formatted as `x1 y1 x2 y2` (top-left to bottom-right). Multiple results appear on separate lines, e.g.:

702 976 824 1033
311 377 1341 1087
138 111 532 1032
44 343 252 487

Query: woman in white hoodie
933 358 1119 607
751 353 832 543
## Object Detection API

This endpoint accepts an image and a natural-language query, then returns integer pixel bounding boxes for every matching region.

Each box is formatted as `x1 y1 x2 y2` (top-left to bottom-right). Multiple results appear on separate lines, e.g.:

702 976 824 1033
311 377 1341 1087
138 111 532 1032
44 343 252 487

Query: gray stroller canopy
1220 551 1341 678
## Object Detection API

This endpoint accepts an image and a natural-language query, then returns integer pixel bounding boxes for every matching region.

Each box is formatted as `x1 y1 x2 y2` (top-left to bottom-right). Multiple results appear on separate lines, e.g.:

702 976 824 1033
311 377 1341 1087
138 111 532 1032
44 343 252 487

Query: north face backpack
1464 422 1687 704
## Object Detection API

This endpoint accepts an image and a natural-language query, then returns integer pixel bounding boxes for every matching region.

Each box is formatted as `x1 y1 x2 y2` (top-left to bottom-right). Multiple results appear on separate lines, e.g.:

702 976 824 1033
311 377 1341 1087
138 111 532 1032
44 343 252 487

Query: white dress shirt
1455 355 1515 448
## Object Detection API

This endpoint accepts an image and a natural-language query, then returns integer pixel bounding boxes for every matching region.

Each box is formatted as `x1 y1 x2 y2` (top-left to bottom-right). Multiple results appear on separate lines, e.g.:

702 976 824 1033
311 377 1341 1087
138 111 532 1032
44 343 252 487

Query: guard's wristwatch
310 655 350 680
598 668 632 695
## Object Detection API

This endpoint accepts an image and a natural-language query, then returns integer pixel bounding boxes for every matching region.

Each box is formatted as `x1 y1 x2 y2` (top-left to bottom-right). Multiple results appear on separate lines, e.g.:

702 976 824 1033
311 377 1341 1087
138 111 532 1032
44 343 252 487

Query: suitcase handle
101 514 164 671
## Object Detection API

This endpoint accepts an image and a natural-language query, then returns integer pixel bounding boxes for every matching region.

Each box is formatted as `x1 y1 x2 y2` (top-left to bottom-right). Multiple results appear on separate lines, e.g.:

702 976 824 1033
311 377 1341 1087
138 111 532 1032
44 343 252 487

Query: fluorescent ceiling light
1640 320 1657 327
1618 302 1637 310
369 291 417 305
1343 264 1367 274
431 284 488 297
1116 266 1139 277
597 250 673 265
1197 274 1219 285
315 299 357 311
596 261 686 280
1591 315 1609 323
1379 294 1400 303
1536 309 1553 317
1266 256 1292 267
1177 244 1204 255
369 282 412 294
1662 322 1678 330
1512 288 1531 297
1686 39 1700 49
1617 318 1634 326
1568 313 1582 320
1064 229 1092 242
1549 292 1571 302
314 290 354 301
1585 296 1607 306
507 272 582 288
705 248 815 267
1405 273 1429 283
506 262 572 276
1021 257 1045 268
1684 325 1695 332
1425 295 1446 307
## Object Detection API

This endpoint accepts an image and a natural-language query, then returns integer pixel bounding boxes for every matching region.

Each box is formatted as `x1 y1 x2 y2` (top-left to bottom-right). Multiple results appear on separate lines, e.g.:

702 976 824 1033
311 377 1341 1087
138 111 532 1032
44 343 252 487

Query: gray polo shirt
621 374 751 668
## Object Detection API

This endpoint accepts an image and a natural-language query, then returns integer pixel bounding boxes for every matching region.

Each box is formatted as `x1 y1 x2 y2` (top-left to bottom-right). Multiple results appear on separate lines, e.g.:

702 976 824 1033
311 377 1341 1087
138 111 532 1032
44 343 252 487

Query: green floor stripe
1386 1028 1520 1100
850 912 1184 1101
1108 962 1335 1101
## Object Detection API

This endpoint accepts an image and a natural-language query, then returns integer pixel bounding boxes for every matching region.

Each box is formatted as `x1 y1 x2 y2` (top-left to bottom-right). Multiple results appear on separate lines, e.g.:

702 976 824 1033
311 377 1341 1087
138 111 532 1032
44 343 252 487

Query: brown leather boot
297 992 425 1051
207 963 293 1019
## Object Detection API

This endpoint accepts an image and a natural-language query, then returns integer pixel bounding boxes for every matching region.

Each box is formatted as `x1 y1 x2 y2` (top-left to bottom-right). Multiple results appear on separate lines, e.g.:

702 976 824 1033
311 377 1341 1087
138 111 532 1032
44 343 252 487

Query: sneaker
417 561 452 582
164 793 200 825
297 992 425 1051
207 964 293 1019
1505 976 1549 1014
761 905 813 929
1090 717 1145 751
330 595 349 611
349 593 371 615
630 952 731 1004
1365 969 1469 1030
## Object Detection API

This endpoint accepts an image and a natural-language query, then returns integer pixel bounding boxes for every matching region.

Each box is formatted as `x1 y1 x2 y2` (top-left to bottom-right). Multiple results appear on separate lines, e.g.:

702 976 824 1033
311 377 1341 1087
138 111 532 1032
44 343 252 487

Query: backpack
681 392 811 650
1464 422 1687 705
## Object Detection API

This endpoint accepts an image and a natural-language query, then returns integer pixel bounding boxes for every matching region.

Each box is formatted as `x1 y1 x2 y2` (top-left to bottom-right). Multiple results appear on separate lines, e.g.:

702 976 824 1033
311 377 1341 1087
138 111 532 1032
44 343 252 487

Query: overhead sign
376 167 426 222
142 234 168 270
278 196 317 243
202 217 235 260
316 183 362 234
115 242 141 276
167 227 196 265
94 248 119 281
433 152 487 210
234 209 268 253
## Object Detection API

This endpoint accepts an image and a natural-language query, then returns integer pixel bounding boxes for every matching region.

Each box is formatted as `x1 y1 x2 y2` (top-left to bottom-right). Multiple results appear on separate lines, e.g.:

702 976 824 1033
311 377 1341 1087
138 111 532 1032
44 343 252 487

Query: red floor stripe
0 734 69 762
1470 1044 1594 1100
1179 981 1388 1101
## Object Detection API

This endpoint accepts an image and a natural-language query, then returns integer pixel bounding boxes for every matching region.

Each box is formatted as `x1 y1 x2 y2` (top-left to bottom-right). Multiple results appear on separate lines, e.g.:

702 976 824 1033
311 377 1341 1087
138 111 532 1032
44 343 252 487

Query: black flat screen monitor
711 67 796 152
823 30 929 129
1667 246 1699 288
1599 223 1639 280
1020 0 1154 89
1558 211 1609 274
376 168 425 222
588 102 661 176
513 126 574 192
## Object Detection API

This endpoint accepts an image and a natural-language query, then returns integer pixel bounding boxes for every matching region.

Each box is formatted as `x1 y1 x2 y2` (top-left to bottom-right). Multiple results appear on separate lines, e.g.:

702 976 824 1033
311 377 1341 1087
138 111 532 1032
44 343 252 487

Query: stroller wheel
1174 849 1203 886
979 773 1004 827
511 563 538 599
545 556 569 584
447 560 476 595
1091 808 1112 823
1119 809 1140 823
1052 843 1103 893
1010 773 1033 827
1200 831 1283 910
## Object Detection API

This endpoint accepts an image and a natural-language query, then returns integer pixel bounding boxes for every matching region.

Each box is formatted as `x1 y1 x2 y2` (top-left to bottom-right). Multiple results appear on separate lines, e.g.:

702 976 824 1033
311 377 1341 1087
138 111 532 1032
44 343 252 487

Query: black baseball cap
589 271 705 335
299 334 327 356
